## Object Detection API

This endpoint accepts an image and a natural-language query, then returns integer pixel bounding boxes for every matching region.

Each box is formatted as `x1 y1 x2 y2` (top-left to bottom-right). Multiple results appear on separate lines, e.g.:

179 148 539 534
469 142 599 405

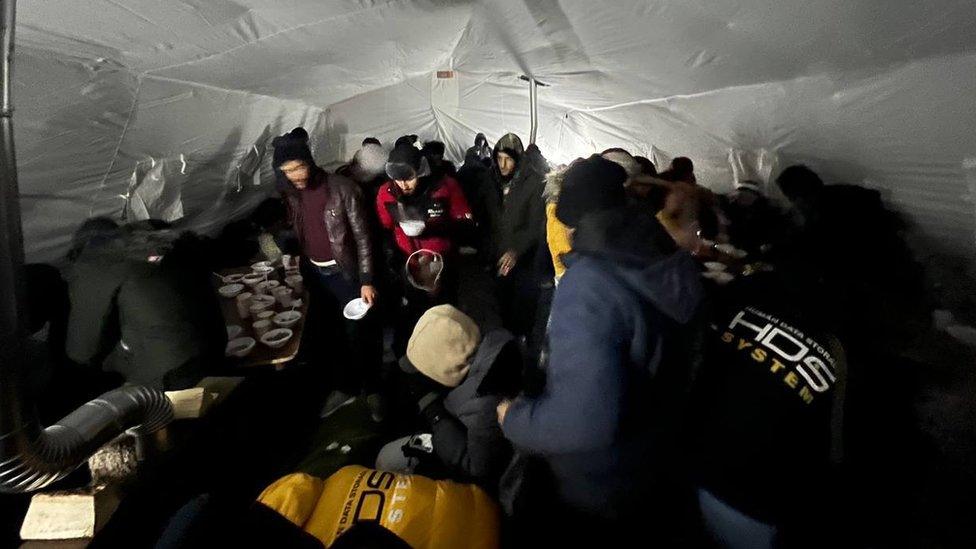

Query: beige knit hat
400 305 482 388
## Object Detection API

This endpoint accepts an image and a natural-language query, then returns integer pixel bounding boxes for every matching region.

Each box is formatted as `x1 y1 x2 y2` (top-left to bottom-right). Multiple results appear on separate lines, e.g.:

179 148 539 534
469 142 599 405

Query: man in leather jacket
273 127 385 422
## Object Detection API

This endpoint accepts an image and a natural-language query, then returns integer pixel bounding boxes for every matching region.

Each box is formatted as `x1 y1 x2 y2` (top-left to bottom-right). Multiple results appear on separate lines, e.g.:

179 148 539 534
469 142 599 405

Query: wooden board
216 266 309 371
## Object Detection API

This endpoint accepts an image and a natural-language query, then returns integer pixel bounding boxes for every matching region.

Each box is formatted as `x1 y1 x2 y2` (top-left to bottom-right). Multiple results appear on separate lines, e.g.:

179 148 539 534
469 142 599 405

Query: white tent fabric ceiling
13 0 976 268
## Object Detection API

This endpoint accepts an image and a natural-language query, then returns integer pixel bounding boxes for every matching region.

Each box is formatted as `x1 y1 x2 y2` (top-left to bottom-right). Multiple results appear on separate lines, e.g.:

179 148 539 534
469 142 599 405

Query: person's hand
361 285 378 305
497 250 518 276
496 399 512 426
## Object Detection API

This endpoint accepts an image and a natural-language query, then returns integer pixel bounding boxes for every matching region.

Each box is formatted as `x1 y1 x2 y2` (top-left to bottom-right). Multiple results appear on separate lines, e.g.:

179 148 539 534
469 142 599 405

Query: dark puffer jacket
282 168 375 285
65 234 225 389
483 133 547 262
420 329 519 486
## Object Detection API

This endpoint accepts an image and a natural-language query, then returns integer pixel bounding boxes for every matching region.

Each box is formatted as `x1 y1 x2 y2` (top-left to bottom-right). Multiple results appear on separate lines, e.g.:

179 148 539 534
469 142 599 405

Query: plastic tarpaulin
11 0 976 271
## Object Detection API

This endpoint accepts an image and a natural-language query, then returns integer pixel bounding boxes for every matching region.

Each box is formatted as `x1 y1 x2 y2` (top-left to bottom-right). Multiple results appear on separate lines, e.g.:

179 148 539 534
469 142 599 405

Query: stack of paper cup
285 275 304 294
249 301 272 317
283 254 300 270
236 292 253 319
274 287 294 308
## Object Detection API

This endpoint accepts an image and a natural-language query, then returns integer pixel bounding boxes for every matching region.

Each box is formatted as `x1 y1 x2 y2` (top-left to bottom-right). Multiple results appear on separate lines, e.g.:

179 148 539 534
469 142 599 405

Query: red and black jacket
375 174 472 257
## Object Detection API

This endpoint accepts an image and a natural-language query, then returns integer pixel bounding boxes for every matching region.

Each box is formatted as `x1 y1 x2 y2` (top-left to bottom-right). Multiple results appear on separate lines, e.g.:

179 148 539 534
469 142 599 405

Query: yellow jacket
258 466 500 549
546 203 572 280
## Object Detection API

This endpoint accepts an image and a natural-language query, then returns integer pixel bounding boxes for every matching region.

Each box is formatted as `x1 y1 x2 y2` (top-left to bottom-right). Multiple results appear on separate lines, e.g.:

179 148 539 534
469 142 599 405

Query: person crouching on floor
376 305 520 490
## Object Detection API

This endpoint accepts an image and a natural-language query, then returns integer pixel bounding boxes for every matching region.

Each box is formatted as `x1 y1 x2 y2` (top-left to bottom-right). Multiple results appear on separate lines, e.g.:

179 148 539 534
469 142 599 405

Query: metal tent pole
0 0 36 489
528 77 538 145
0 0 27 390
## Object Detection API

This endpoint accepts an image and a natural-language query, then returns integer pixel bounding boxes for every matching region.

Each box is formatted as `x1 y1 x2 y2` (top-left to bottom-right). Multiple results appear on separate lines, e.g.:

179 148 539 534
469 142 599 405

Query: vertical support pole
0 0 30 452
528 77 538 145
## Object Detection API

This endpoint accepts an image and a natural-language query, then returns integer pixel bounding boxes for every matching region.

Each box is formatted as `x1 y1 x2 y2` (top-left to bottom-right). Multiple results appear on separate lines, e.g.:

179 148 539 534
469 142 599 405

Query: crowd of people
22 124 946 548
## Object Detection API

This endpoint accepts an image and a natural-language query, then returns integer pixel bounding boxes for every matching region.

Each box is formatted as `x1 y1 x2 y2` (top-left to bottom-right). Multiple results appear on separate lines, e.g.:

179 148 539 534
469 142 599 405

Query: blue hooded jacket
502 207 704 518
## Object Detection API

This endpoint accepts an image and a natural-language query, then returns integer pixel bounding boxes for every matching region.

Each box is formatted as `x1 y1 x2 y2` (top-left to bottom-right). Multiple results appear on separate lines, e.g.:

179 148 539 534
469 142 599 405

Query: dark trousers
300 260 382 395
527 281 554 368
497 262 540 338
497 262 543 372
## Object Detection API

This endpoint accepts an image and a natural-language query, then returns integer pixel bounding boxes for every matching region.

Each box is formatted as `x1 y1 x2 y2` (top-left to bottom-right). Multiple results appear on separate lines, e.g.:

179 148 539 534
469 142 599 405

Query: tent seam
142 73 327 112
445 10 475 70
89 77 143 217
142 0 409 77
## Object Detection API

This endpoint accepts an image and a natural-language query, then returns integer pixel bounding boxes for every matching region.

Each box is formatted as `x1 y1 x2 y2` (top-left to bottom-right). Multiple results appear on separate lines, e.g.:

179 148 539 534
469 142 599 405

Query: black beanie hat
556 155 628 227
394 135 419 150
422 140 446 157
272 127 314 168
386 144 431 181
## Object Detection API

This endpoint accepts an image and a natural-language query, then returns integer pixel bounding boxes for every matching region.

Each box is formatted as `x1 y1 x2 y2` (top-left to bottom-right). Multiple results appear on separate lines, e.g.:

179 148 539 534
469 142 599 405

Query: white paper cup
226 325 243 340
252 319 272 338
251 294 276 307
236 292 253 318
255 280 280 295
249 301 272 317
256 310 275 322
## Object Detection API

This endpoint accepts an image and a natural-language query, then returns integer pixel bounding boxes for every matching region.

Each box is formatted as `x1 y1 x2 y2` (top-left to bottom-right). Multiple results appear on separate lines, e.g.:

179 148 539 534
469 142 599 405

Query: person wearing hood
273 127 385 421
469 133 492 167
483 133 547 342
487 133 546 271
497 155 706 541
456 135 494 254
375 305 519 487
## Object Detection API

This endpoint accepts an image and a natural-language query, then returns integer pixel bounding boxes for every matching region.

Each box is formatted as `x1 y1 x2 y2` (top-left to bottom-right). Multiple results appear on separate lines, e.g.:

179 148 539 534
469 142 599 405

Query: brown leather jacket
283 169 374 284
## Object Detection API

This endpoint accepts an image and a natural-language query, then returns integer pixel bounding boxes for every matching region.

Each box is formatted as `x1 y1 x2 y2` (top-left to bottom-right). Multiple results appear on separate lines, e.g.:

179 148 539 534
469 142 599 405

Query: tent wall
15 46 327 262
96 76 327 238
11 0 976 275
328 54 976 269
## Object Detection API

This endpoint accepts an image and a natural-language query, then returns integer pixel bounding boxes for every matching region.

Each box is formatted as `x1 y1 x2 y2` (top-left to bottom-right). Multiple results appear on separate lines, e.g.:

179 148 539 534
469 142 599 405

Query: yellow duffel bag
258 465 501 549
